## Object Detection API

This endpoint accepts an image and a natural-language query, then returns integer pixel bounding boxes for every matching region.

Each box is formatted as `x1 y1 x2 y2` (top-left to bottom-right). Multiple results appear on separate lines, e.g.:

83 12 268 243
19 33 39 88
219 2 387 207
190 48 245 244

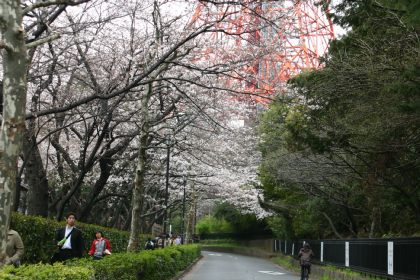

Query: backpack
299 248 313 267
145 241 154 250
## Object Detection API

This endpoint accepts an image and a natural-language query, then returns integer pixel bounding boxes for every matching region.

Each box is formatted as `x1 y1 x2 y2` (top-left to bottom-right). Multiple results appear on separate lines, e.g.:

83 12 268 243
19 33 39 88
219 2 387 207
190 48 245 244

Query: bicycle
298 243 314 280
300 264 310 280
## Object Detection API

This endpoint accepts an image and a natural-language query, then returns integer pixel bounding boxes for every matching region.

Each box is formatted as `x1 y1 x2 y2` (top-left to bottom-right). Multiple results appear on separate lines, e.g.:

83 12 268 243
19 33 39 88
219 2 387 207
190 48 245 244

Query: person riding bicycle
298 243 314 279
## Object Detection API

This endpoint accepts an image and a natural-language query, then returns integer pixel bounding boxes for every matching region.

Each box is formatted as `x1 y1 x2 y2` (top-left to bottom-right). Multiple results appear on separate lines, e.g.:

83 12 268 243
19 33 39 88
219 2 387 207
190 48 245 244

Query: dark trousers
300 264 311 279
51 249 77 264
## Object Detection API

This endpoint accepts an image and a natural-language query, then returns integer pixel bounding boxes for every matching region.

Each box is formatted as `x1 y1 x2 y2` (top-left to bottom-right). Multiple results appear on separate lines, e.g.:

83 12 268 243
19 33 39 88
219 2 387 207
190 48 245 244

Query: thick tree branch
26 24 216 120
26 33 60 48
322 212 344 239
23 0 91 14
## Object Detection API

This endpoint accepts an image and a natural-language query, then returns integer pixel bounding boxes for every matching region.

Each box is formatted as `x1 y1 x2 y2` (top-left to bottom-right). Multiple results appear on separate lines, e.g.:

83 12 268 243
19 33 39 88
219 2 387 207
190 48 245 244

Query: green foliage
195 203 272 240
271 255 296 271
11 213 59 264
0 263 93 280
0 245 200 280
199 239 239 246
332 0 420 30
68 245 200 280
266 216 293 239
213 202 271 237
258 0 420 238
10 212 147 264
168 215 183 234
271 255 388 280
195 215 233 235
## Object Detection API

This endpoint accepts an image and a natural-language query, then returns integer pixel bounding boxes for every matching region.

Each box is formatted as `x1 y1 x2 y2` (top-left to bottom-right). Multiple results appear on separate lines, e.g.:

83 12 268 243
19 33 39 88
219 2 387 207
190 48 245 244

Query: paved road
181 251 300 280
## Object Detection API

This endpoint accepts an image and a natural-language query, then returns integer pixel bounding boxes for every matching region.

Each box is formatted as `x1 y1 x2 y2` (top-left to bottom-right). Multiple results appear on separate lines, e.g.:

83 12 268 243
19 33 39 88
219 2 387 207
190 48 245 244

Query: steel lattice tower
190 0 335 103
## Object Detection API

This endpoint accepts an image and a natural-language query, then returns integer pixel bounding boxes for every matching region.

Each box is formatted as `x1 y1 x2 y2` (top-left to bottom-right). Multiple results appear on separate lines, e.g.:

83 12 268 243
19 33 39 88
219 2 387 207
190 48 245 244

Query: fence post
387 241 394 276
292 242 295 256
321 241 324 263
285 240 287 254
345 241 349 267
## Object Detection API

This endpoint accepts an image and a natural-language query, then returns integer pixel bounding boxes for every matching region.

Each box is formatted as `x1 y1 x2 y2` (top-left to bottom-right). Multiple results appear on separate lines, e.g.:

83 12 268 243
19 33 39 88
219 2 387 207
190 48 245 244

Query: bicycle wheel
304 266 309 280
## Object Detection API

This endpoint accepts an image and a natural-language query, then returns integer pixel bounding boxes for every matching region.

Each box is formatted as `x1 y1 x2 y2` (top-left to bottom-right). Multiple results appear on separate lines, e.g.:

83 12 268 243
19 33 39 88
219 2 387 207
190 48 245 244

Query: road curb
171 255 203 280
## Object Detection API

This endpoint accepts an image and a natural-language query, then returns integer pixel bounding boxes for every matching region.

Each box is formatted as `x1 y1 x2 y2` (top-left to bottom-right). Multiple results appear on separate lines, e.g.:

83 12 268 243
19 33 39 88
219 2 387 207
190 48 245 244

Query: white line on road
258 271 286 275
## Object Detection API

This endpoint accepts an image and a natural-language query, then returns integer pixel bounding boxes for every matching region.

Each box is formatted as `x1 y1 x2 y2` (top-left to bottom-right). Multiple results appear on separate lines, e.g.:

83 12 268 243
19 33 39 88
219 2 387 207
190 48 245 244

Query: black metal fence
273 238 420 280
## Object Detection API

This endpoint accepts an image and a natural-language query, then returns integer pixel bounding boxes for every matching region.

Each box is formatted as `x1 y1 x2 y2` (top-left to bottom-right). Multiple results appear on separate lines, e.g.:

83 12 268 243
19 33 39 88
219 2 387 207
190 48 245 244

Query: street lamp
181 176 186 244
162 134 171 248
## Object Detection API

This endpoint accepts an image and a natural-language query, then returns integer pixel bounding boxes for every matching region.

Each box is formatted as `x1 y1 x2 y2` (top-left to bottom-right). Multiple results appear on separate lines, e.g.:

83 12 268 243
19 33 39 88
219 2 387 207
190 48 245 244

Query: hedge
10 212 148 263
0 245 201 280
0 263 93 280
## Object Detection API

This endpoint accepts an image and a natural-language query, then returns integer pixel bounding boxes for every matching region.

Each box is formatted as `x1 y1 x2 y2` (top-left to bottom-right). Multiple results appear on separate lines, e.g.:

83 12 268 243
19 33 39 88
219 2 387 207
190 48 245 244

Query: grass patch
201 243 242 248
271 255 297 271
319 265 388 280
199 239 240 246
270 254 388 280
200 239 243 250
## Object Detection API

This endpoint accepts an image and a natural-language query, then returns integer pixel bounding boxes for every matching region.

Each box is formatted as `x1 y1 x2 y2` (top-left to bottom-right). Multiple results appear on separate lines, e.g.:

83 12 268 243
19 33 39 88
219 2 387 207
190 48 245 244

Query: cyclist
298 243 314 280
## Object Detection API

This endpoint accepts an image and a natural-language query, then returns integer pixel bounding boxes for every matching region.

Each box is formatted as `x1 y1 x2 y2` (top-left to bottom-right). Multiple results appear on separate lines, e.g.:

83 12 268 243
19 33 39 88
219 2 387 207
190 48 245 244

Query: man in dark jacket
298 243 314 279
51 212 85 263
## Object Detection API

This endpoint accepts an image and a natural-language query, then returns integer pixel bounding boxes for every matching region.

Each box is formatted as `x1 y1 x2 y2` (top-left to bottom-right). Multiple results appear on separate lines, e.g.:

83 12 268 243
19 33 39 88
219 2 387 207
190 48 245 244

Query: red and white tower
190 0 335 103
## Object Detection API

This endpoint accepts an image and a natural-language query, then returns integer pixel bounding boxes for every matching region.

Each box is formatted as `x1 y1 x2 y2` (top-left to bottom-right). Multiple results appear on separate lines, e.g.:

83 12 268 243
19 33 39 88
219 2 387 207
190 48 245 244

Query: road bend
181 251 300 280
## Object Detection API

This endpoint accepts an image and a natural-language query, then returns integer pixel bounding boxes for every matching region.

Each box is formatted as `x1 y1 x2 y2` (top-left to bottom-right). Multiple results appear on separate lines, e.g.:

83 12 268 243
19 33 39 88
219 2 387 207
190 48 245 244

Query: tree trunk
55 112 112 220
24 133 49 217
185 187 197 244
109 200 124 228
78 156 113 221
344 205 358 237
55 172 86 220
322 212 343 239
127 83 152 251
0 0 27 254
123 204 132 231
364 152 389 237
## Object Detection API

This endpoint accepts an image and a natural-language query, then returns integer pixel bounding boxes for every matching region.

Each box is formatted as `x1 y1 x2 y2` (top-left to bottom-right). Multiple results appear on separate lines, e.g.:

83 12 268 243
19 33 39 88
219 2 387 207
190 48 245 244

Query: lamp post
162 135 171 248
181 176 186 244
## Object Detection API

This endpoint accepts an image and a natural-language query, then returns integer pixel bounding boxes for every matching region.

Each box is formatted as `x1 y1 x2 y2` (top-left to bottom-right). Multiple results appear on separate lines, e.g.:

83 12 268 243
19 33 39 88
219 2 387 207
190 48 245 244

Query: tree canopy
258 0 420 239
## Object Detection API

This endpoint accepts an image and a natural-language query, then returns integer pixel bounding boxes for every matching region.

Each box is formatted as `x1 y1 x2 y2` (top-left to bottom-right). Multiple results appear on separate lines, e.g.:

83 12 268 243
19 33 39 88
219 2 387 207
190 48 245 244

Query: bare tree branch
23 0 91 14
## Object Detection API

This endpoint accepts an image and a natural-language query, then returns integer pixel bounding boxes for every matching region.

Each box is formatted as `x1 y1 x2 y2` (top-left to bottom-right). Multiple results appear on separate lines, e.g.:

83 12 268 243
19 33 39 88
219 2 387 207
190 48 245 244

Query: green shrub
0 245 200 280
10 212 148 263
195 218 211 235
0 263 93 280
11 213 58 263
69 245 201 280
195 215 233 235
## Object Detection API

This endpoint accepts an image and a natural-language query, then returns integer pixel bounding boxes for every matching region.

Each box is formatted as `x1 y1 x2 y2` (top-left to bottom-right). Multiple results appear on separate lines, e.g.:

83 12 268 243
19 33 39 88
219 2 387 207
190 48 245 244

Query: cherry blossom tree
0 0 94 262
1 0 282 254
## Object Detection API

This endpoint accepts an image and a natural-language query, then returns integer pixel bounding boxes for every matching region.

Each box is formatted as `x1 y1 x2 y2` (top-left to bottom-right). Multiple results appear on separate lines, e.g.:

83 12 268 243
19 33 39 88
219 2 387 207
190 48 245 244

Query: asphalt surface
181 251 301 280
